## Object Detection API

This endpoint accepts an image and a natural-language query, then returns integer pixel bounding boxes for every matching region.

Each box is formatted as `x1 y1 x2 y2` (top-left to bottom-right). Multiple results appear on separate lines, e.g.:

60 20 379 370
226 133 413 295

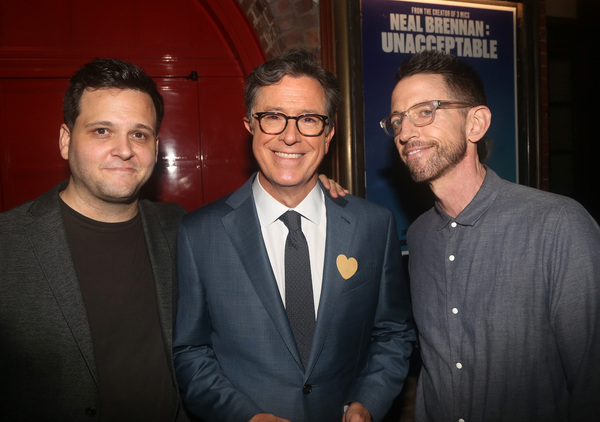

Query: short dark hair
244 49 340 132
63 58 164 133
395 50 486 106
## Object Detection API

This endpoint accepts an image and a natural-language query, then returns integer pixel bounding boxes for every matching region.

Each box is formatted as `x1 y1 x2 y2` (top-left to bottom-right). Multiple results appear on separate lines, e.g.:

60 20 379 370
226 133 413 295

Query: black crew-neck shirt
61 200 174 421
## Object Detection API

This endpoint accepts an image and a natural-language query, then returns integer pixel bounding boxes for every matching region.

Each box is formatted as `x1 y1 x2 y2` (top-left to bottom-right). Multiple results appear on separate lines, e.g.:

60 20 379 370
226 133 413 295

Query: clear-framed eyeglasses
379 100 473 137
253 112 329 137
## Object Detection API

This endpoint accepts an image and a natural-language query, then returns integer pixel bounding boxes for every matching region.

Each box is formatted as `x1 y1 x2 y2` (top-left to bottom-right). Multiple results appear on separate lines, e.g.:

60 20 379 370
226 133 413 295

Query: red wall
0 0 266 212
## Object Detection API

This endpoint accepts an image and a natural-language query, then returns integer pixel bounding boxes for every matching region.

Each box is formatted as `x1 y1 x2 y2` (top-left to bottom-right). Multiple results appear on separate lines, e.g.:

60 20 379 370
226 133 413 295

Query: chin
270 173 305 186
99 186 141 203
407 166 436 184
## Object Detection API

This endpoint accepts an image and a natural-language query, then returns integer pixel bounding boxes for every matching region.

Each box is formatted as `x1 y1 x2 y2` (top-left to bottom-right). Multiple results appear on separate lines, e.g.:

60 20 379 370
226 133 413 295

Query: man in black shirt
0 58 188 421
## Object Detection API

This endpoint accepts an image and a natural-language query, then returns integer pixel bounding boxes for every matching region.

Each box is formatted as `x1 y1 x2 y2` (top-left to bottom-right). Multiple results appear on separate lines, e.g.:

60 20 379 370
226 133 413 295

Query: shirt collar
252 174 324 228
434 166 501 230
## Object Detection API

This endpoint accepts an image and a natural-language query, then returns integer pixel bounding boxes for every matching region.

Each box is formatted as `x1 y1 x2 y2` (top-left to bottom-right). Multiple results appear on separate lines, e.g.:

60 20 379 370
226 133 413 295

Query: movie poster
361 0 517 248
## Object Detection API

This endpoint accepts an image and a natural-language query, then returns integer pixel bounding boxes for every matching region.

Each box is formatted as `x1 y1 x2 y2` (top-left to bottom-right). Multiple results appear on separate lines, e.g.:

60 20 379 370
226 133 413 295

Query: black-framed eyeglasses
379 100 473 137
253 112 329 137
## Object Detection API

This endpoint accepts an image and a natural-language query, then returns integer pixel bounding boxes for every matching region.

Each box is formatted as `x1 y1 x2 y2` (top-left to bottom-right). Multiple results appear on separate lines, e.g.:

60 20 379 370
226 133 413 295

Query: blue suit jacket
174 176 415 422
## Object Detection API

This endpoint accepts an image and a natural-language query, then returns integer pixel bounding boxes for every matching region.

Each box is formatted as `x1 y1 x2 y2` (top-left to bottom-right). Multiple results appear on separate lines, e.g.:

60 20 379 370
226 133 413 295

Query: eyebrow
84 120 115 129
392 100 432 115
262 106 324 115
133 123 156 135
85 121 156 136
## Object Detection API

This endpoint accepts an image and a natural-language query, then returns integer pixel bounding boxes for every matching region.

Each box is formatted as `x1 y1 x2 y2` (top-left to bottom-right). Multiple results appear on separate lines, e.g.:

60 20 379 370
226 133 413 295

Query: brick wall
237 0 322 60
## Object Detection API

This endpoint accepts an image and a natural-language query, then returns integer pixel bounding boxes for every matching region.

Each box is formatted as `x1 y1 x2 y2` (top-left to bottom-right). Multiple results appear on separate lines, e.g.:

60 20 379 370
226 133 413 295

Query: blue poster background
361 0 517 247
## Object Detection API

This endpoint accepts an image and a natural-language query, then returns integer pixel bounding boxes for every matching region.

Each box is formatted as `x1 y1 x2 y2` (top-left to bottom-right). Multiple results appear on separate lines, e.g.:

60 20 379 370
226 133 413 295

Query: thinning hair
244 49 340 132
63 58 164 133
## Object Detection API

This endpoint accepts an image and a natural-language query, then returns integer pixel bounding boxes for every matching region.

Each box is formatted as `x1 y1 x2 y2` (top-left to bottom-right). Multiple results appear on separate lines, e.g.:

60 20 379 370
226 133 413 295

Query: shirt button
456 362 463 369
452 308 458 314
451 222 457 228
449 255 455 261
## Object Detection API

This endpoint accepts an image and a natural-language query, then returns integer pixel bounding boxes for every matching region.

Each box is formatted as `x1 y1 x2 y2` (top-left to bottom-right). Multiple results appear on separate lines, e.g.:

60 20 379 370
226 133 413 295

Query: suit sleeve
173 219 262 422
347 211 416 422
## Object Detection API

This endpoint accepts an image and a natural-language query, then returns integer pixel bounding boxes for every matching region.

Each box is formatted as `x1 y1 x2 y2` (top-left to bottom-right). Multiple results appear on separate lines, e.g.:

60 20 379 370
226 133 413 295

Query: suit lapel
25 187 98 384
139 202 184 417
307 192 355 373
222 187 303 368
139 202 174 353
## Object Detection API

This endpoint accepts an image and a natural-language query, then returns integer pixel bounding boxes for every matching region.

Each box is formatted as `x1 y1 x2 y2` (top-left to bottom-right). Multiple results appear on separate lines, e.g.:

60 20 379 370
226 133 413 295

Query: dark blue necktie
280 210 315 368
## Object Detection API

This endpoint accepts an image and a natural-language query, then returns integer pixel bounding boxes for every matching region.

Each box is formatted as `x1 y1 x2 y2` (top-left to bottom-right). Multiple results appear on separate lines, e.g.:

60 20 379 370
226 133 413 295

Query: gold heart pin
336 254 358 280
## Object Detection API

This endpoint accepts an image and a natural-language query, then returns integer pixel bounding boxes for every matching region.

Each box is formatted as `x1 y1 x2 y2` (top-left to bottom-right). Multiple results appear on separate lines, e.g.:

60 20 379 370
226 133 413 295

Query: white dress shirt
252 175 326 319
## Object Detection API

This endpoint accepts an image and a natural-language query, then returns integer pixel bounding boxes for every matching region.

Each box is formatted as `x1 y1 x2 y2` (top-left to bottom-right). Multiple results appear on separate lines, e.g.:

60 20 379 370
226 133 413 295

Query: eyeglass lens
388 103 436 136
257 113 325 136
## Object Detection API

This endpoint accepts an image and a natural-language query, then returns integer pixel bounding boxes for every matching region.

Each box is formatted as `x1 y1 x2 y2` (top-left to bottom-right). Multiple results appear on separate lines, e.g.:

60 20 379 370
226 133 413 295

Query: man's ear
59 124 71 160
467 105 491 144
324 125 335 154
155 137 160 163
243 117 253 135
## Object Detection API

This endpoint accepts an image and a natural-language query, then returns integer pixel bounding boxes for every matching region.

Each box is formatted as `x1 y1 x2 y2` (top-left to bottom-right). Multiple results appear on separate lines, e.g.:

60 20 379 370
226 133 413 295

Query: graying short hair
244 49 340 132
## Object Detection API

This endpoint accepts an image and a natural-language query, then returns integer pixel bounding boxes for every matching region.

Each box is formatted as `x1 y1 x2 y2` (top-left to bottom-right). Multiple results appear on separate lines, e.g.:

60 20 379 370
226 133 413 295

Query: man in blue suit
173 49 415 422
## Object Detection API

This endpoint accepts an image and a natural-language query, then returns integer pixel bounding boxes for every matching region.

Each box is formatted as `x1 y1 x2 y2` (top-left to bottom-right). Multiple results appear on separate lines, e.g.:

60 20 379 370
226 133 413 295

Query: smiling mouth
405 148 425 157
275 152 303 159
404 143 433 158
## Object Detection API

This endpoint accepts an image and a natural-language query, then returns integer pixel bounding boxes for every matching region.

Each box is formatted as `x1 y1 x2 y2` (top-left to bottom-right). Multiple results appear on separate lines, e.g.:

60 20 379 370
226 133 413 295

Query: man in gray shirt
379 50 600 421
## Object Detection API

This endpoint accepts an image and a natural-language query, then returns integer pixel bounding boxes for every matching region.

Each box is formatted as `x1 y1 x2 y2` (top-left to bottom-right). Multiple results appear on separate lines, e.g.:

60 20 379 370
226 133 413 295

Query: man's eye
265 114 284 122
132 132 147 140
94 128 109 136
300 116 318 125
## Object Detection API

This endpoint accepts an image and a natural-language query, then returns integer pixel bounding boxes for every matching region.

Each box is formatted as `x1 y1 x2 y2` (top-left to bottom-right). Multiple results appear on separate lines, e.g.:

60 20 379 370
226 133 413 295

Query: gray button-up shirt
408 168 600 421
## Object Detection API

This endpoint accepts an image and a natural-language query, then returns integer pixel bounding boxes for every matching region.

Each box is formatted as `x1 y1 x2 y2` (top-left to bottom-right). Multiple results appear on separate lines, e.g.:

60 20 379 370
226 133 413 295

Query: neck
59 183 140 223
429 159 487 218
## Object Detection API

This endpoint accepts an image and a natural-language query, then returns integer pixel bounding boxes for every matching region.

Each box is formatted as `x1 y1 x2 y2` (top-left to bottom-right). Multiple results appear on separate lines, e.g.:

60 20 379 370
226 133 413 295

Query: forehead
255 75 327 112
79 88 155 114
78 88 156 125
391 73 449 111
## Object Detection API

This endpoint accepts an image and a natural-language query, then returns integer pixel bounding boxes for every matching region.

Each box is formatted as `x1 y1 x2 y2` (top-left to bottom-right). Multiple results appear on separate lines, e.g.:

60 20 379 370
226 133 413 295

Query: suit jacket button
85 407 97 417
303 384 312 394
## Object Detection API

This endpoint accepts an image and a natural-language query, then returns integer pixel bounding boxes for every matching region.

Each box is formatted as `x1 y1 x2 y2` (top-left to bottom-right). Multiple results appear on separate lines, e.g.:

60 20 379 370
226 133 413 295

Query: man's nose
398 118 419 143
111 133 134 159
280 119 301 145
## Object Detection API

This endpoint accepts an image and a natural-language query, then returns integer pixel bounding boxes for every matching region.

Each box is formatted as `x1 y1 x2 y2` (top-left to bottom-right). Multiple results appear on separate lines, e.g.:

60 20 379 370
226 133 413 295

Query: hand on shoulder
319 174 349 198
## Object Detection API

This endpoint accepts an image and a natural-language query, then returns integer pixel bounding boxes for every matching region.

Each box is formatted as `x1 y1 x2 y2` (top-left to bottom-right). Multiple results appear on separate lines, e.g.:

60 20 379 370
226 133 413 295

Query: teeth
275 152 302 159
407 149 421 156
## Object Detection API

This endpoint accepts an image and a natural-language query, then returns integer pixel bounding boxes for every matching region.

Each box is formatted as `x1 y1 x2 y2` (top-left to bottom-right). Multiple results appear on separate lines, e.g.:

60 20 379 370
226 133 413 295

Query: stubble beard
404 137 468 184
